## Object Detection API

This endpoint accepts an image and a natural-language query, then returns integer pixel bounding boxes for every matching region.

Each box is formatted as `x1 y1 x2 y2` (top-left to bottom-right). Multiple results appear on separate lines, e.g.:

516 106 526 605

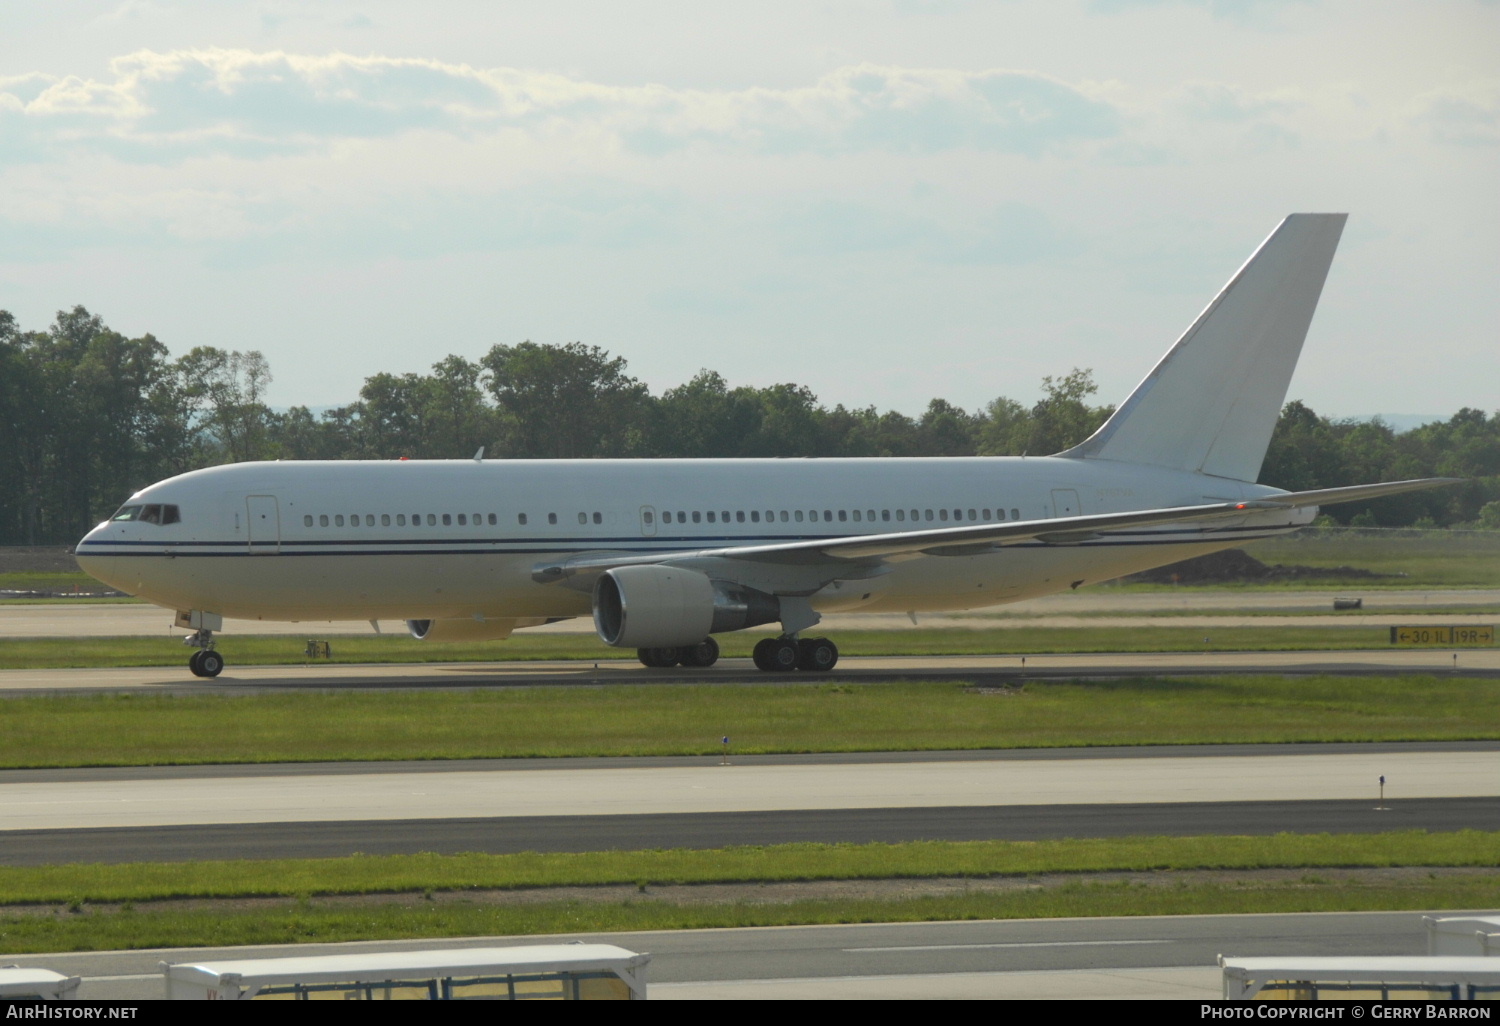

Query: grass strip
2 877 1496 954
3 623 1494 669
0 675 1495 768
3 832 1496 905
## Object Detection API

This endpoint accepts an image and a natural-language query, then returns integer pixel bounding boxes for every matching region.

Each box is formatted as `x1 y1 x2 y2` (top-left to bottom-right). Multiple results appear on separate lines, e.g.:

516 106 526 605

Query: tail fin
1059 213 1347 483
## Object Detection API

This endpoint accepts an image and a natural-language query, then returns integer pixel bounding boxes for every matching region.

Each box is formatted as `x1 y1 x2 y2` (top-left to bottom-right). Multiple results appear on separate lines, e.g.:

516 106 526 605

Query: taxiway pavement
4 588 1498 637
1 646 1496 697
0 910 1461 1000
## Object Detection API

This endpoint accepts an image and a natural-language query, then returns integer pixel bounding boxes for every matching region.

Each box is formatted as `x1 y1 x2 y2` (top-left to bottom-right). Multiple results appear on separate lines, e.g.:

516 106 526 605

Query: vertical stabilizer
1059 213 1346 483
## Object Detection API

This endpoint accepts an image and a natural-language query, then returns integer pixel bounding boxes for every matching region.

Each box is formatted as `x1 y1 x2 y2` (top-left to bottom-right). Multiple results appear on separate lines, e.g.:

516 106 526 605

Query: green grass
4 833 1495 904
1243 529 1500 588
2 877 1495 954
0 571 121 593
6 621 1495 670
1 675 1495 768
1 834 1495 953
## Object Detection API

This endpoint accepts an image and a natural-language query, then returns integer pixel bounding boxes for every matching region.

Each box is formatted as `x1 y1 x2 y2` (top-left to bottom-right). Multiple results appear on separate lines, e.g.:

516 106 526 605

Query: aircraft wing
532 477 1458 581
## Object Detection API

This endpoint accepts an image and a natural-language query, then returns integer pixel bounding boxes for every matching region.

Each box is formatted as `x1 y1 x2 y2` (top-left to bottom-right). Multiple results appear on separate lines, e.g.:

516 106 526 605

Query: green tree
175 347 275 463
1023 368 1111 455
481 342 648 458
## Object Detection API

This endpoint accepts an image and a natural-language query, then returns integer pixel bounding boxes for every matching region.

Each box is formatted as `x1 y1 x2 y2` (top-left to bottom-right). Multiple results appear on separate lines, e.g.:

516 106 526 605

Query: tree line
3 306 1497 546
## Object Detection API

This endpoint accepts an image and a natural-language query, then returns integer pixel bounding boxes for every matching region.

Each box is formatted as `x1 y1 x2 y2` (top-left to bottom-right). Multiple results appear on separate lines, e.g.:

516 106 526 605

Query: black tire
752 638 777 671
797 637 839 672
681 637 720 668
188 650 206 676
195 650 225 678
637 648 655 668
650 647 682 667
765 637 799 672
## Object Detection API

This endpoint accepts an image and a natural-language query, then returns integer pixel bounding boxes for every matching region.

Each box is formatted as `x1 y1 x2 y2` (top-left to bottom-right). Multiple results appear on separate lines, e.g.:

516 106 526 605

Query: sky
2 1 1496 421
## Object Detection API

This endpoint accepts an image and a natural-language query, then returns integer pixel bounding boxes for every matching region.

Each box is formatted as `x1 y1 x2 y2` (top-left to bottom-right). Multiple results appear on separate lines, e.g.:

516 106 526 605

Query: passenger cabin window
547 513 557 525
518 513 527 525
593 512 602 525
320 514 329 526
643 511 654 525
488 513 497 525
303 515 313 527
578 512 587 525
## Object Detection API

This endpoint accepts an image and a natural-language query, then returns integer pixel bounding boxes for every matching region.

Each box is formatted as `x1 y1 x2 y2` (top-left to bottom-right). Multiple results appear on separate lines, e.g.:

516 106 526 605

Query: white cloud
1403 81 1500 146
0 50 1122 164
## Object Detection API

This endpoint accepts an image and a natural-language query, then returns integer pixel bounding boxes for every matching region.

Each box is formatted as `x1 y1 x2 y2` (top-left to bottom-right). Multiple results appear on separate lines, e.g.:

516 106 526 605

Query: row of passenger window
647 507 1022 525
302 506 1024 530
302 511 606 528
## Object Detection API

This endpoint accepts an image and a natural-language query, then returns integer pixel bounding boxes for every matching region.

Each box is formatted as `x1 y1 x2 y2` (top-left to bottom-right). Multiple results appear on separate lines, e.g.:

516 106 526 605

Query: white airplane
76 213 1452 678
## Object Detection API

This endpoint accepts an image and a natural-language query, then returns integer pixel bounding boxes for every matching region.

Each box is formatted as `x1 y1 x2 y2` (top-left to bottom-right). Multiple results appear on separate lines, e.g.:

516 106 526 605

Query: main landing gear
184 630 225 678
637 634 839 672
752 636 838 673
637 636 720 668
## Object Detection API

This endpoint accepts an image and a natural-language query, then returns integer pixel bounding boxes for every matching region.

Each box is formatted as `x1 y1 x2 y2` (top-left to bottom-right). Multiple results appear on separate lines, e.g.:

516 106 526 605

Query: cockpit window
111 504 180 525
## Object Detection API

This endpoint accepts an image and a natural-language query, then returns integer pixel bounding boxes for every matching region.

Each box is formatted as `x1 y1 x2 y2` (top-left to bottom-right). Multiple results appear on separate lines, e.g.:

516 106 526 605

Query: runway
2 745 1492 832
4 796 1493 866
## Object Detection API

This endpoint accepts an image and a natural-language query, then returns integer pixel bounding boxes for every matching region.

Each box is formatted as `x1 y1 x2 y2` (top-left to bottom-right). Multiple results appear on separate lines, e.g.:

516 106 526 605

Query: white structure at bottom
1427 916 1500 957
0 968 81 1000
1220 956 1500 1001
162 944 650 1000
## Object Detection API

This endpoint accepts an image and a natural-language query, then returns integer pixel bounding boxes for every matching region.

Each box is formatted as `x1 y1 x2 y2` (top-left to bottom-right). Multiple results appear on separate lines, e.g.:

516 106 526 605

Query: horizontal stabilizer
1239 478 1463 509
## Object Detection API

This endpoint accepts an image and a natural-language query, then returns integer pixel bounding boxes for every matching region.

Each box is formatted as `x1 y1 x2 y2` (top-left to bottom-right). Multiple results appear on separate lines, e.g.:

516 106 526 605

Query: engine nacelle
592 565 781 648
407 618 520 642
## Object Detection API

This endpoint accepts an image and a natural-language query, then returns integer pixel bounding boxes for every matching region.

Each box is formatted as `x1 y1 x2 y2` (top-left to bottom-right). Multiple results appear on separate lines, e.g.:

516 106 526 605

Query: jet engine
592 565 780 647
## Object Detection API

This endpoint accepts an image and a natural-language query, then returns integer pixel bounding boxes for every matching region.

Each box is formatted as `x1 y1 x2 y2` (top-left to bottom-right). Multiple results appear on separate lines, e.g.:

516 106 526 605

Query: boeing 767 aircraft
75 213 1452 677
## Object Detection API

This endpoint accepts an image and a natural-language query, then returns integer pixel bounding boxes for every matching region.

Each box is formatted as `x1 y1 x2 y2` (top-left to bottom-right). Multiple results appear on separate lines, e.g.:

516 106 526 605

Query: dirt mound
1124 548 1391 584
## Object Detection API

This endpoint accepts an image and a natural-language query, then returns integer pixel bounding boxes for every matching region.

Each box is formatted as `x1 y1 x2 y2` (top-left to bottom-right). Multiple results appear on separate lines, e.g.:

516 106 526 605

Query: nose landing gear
184 630 225 678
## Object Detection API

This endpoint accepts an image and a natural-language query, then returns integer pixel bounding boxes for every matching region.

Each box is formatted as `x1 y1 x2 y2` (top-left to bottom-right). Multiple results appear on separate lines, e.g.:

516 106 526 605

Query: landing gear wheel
753 637 799 672
752 638 777 671
796 637 839 672
638 647 682 668
189 649 224 678
680 637 720 668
